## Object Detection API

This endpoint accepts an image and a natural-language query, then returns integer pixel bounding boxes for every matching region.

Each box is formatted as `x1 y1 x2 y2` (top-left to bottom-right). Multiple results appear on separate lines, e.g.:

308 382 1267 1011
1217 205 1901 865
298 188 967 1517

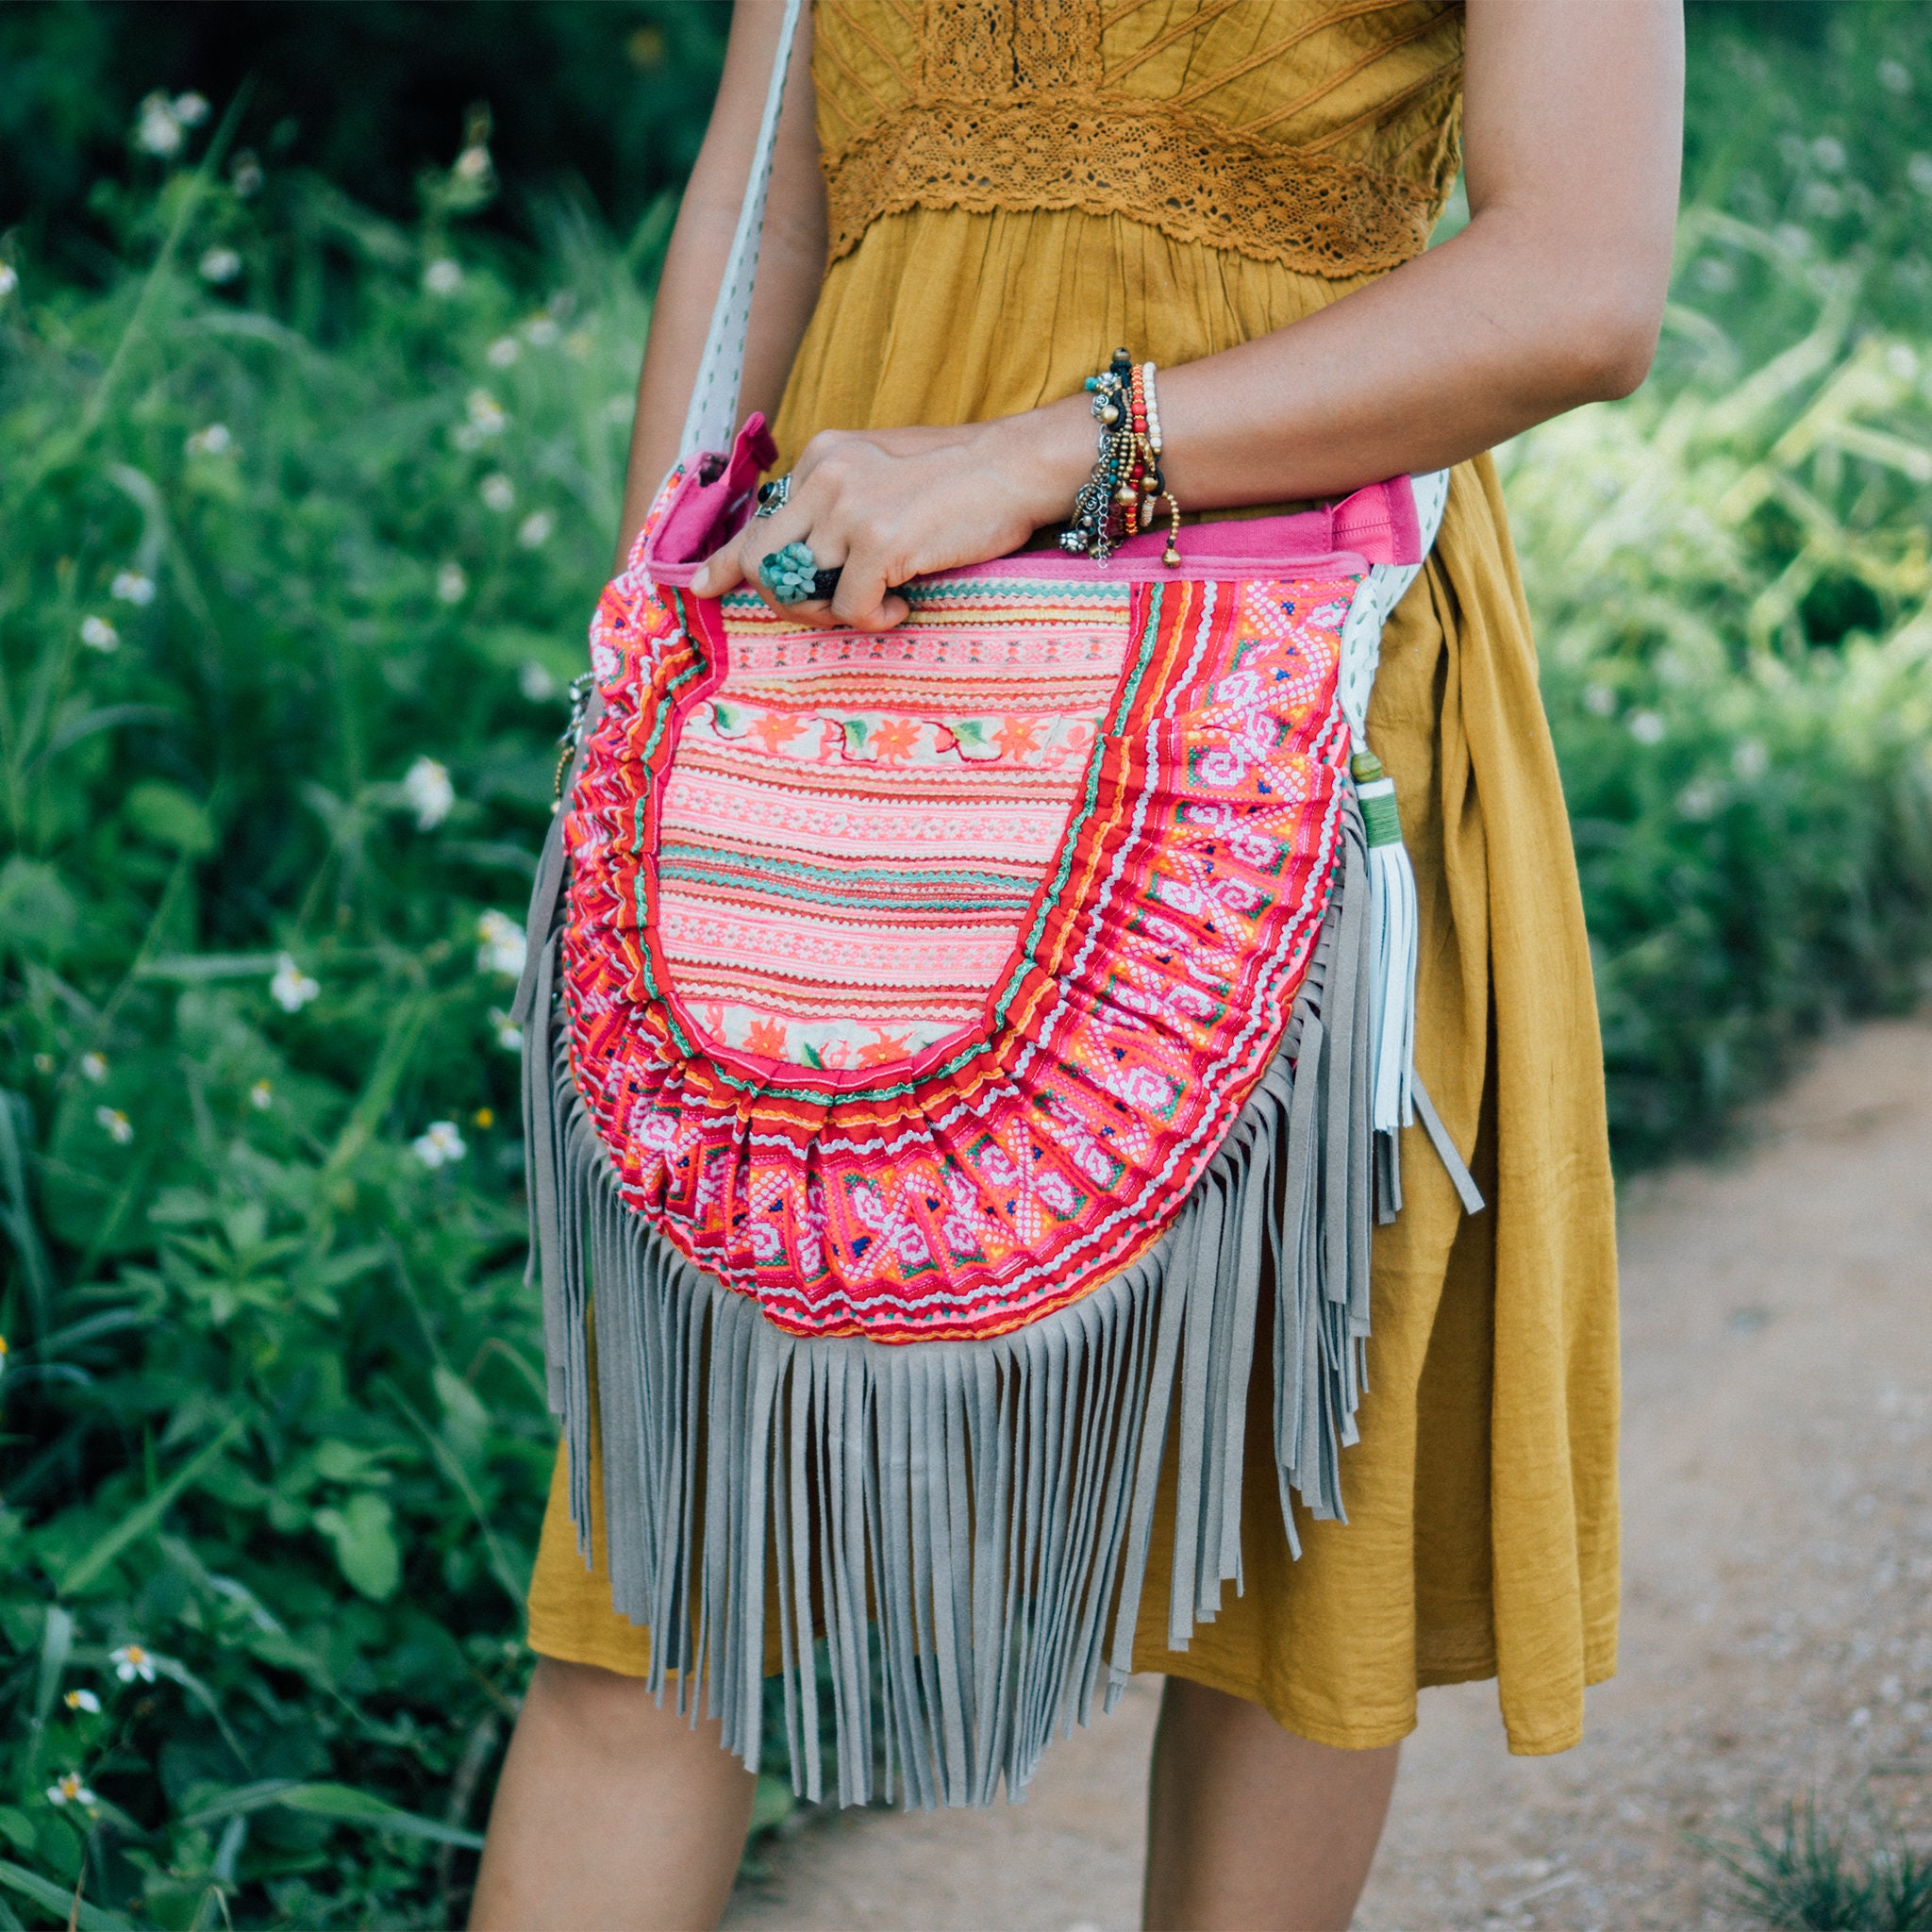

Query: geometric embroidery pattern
563 474 1365 1341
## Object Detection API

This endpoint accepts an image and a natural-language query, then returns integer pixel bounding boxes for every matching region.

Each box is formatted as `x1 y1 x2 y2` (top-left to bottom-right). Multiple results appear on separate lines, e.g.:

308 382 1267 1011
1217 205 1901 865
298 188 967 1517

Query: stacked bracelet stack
1060 347 1182 567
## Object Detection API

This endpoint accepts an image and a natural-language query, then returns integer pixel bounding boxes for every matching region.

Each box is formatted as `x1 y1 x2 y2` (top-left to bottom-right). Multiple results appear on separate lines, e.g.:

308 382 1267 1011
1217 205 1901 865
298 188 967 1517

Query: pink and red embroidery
561 477 1365 1341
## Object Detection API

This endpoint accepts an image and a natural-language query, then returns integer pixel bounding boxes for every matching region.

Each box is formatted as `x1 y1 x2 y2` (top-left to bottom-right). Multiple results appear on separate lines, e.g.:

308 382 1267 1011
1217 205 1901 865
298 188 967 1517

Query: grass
0 9 1928 1924
1702 1801 1932 1931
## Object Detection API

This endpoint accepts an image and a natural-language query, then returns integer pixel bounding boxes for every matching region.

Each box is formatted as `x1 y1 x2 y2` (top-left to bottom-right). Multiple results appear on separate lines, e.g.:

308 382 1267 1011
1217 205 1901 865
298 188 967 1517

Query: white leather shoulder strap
676 0 808 461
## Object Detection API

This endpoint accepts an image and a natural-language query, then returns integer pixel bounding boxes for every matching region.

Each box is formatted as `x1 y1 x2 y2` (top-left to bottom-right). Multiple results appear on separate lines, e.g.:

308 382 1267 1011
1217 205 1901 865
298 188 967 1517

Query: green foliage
0 10 1927 1926
1512 4 1932 1160
0 1 728 269
0 118 649 1929
1700 1800 1932 1930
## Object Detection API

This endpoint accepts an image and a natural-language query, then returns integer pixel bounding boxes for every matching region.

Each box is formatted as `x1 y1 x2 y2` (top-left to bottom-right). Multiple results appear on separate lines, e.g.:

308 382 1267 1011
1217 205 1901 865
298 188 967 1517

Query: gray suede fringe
513 802 1399 1809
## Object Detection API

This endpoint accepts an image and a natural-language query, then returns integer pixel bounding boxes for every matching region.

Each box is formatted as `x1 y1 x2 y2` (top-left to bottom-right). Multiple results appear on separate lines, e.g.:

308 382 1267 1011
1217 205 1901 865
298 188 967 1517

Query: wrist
977 399 1096 531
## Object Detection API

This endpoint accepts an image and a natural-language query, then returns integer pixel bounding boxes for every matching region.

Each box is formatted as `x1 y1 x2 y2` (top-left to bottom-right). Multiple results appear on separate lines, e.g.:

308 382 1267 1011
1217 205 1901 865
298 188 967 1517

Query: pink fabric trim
641 418 1422 585
643 414 780 577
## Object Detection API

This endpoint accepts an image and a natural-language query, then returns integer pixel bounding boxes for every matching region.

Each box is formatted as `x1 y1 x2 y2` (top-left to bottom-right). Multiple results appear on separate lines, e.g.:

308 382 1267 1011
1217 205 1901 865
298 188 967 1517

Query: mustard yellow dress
528 0 1619 1758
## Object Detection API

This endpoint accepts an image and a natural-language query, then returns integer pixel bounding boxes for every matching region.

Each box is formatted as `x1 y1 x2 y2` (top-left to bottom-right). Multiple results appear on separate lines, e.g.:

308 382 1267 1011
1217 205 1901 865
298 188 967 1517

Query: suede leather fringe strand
511 798 1436 1809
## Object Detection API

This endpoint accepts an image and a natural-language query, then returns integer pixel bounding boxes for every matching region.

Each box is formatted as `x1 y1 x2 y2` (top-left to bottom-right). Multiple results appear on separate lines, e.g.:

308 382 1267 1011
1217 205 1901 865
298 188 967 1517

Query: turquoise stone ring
758 541 840 605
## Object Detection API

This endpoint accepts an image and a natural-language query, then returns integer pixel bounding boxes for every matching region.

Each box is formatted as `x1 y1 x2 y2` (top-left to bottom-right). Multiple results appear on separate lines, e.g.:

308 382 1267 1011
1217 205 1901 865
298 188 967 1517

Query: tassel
1351 749 1417 1140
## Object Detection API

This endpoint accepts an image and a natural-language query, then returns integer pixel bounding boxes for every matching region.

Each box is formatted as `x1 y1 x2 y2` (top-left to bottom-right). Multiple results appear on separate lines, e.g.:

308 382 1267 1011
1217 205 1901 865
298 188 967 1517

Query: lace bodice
811 0 1465 277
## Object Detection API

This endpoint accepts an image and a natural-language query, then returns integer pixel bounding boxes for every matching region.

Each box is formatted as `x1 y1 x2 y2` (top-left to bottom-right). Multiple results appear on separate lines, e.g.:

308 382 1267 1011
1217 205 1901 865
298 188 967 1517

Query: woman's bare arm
694 0 1684 630
612 1 824 566
1148 0 1684 507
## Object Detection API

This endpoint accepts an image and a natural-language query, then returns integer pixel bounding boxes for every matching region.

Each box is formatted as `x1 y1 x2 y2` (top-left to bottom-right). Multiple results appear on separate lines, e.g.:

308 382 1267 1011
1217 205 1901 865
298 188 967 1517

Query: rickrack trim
821 92 1455 276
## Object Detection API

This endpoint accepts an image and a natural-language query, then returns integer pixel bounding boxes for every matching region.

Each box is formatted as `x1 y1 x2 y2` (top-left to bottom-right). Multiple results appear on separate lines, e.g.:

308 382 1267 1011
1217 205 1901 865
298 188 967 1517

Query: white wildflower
1626 709 1666 746
269 953 319 1013
0 263 17 300
249 1078 274 1110
1811 136 1845 174
479 473 515 512
1732 739 1770 781
436 560 469 604
1582 682 1618 718
466 389 507 436
135 92 184 158
111 570 157 606
518 661 556 701
231 152 264 198
64 1689 101 1715
603 394 634 425
80 1052 108 1082
1676 779 1724 822
199 245 242 285
110 1643 157 1683
186 423 233 457
173 93 209 127
46 1773 98 1811
423 258 463 296
454 144 491 184
524 315 560 348
80 615 120 653
476 909 527 977
486 335 520 369
96 1107 134 1144
489 1007 523 1053
1880 58 1911 94
411 1120 467 1169
516 509 554 549
403 756 455 830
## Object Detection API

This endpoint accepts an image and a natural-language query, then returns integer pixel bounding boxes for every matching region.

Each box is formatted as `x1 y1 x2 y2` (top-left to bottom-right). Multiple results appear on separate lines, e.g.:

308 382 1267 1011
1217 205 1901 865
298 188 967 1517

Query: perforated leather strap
677 0 808 462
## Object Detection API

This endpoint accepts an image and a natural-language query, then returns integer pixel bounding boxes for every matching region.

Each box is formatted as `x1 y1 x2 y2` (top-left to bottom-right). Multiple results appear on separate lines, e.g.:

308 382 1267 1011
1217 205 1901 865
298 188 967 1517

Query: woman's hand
691 406 1091 633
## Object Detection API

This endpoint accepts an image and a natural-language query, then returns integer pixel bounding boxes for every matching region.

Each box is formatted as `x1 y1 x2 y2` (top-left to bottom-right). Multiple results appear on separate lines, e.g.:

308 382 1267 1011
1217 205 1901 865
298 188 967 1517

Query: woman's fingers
691 541 747 599
827 549 903 633
741 512 853 625
690 421 1037 629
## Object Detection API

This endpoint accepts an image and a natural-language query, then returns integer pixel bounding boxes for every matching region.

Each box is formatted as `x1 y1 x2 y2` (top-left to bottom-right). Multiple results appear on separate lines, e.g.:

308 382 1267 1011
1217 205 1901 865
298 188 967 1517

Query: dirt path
725 1019 1932 1932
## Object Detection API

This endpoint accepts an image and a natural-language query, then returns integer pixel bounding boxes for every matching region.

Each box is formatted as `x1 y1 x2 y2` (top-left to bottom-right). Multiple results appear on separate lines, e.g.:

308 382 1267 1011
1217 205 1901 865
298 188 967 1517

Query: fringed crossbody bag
512 0 1481 1812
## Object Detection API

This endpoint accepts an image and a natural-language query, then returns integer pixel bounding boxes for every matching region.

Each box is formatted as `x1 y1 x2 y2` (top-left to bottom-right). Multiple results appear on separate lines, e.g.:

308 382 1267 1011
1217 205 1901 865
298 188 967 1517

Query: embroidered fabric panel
657 582 1134 1069
812 0 1465 275
563 506 1366 1341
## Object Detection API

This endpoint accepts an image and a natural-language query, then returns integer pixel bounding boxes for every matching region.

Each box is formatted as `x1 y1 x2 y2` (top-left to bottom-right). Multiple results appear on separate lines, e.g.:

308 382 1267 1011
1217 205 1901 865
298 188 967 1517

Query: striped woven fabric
657 581 1132 1069
562 466 1367 1341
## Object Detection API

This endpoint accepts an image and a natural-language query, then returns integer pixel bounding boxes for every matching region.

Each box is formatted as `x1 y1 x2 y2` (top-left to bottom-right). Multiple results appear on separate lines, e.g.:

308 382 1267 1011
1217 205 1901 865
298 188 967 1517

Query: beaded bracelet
1059 347 1182 567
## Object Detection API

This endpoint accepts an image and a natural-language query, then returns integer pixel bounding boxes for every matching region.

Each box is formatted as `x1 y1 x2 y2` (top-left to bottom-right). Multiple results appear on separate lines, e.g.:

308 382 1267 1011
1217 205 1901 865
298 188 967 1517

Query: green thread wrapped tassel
1351 749 1417 1141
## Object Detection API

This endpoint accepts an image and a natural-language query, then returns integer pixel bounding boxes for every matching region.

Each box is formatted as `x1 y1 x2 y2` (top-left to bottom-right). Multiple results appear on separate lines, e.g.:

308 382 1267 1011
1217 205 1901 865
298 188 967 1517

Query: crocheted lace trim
822 94 1451 276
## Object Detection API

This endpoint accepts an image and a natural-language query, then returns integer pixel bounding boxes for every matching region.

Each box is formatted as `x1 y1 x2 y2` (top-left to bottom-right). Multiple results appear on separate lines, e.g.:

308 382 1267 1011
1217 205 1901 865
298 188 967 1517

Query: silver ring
753 475 791 519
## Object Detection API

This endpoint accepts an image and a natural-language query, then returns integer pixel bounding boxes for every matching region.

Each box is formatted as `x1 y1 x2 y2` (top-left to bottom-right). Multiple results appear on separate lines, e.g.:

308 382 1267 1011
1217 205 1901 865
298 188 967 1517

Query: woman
473 3 1681 1926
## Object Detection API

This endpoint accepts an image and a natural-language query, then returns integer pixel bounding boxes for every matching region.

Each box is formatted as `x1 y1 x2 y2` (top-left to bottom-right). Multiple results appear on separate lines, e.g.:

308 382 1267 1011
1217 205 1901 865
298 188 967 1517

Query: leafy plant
1700 1799 1932 1930
1507 8 1932 1161
0 110 646 1930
